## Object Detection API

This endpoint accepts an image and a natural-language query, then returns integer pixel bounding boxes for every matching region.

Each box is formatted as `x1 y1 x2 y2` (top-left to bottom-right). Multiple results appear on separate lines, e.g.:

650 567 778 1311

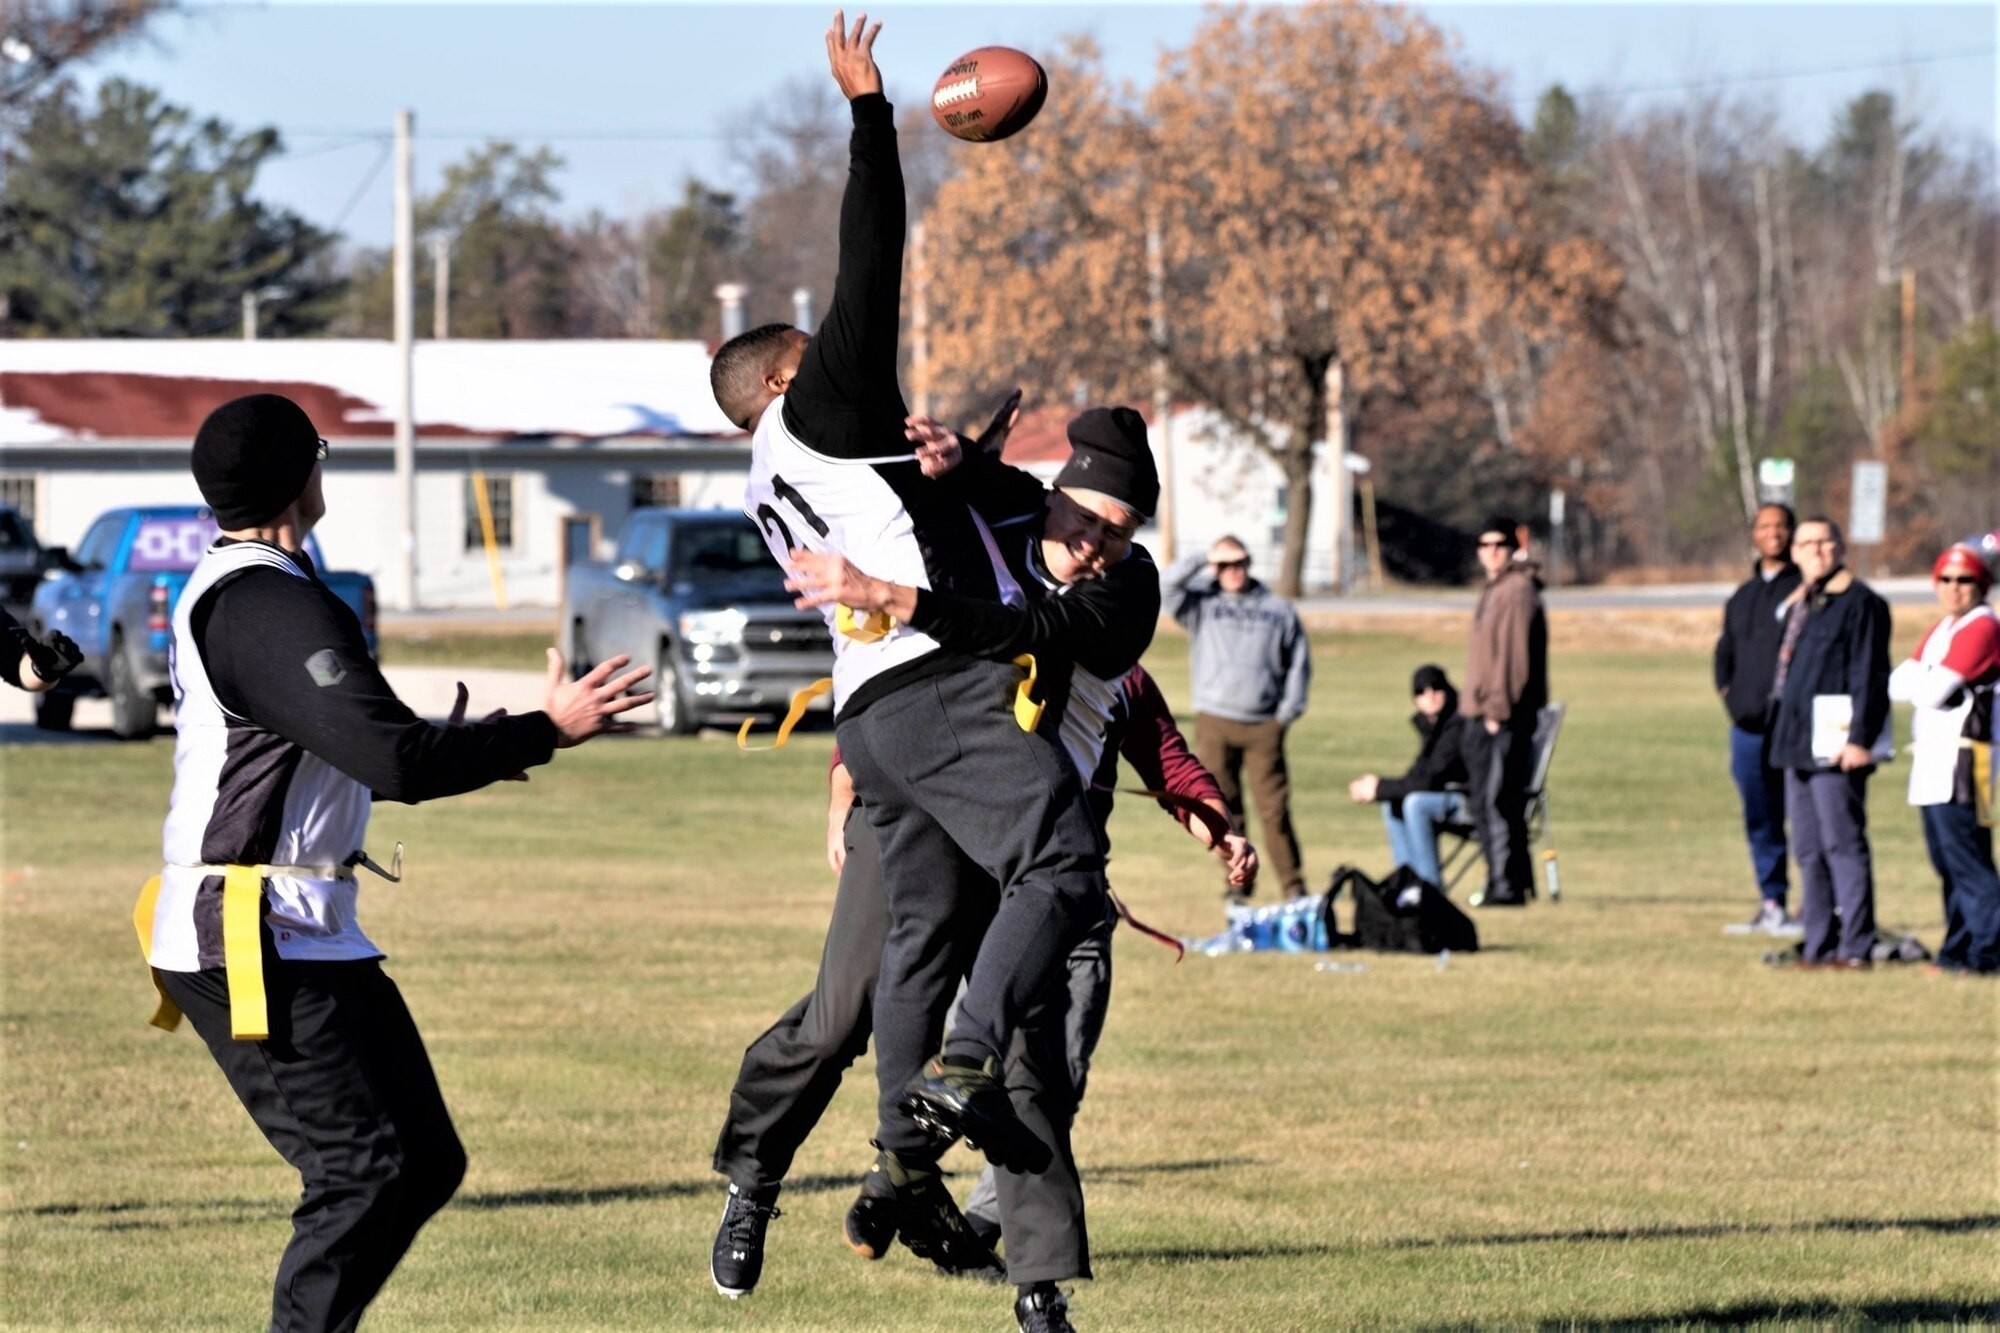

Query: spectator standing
1348 664 1469 890
1888 545 2000 975
1767 517 1891 968
1167 537 1311 899
1714 503 1805 936
1461 517 1548 907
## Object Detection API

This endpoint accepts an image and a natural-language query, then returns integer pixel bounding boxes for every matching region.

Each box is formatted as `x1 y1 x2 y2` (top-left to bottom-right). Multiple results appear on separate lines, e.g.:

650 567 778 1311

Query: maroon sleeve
1118 665 1224 827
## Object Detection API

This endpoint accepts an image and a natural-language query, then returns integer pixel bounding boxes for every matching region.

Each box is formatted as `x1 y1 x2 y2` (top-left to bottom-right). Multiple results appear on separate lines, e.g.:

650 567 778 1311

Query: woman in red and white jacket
1889 544 2000 974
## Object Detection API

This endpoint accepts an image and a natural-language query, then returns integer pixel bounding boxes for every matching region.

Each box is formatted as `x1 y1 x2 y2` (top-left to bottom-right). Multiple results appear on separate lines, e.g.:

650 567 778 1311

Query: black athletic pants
1463 715 1537 900
711 809 1092 1283
157 955 465 1333
834 658 1109 1161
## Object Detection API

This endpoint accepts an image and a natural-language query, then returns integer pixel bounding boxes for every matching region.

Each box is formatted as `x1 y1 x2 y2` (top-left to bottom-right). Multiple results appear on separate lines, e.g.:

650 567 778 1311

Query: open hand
542 649 653 747
905 415 963 478
825 9 883 100
787 548 893 612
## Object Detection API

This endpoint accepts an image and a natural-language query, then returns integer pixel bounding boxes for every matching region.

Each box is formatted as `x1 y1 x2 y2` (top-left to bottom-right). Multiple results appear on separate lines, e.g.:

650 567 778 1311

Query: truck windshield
0 512 29 551
671 523 781 582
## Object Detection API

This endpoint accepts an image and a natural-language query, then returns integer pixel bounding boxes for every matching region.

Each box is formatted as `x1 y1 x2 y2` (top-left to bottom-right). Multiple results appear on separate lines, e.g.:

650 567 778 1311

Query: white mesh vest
149 541 380 971
742 397 1021 714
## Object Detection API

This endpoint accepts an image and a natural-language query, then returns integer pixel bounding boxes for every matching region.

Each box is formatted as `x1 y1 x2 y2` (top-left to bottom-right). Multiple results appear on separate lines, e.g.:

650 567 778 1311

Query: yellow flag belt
134 846 402 1042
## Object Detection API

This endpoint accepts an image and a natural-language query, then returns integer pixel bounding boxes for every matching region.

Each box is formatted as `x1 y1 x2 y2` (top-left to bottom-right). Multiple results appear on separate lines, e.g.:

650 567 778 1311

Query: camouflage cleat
897 1054 1054 1174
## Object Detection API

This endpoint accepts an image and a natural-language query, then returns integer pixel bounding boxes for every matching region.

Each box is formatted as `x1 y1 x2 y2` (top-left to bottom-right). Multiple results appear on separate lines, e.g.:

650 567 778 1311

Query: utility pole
908 220 930 419
242 291 258 340
1324 357 1352 594
1145 214 1176 559
792 287 814 332
391 108 418 611
1899 265 1917 414
432 234 450 341
714 283 747 340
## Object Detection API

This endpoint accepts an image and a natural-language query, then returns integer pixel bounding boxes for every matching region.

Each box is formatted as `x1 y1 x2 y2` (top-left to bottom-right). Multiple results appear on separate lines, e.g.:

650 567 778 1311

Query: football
931 46 1047 143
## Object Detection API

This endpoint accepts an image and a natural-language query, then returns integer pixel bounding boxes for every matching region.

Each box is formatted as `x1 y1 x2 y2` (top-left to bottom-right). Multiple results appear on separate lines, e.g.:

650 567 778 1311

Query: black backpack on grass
1324 864 1478 955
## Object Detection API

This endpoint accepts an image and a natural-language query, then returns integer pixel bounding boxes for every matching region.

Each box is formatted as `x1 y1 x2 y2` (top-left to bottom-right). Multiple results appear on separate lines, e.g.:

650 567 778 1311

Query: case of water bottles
1193 893 1331 956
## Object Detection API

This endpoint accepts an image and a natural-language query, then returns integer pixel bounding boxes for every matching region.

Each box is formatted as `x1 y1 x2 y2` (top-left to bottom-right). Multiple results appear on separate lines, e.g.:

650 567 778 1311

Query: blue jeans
1921 801 2000 973
1729 724 1789 905
1382 790 1466 889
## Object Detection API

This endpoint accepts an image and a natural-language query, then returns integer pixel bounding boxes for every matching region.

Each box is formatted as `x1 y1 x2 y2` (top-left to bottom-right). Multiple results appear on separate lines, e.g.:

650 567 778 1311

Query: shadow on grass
1534 1294 2000 1327
17 1158 1264 1231
1102 1210 2000 1263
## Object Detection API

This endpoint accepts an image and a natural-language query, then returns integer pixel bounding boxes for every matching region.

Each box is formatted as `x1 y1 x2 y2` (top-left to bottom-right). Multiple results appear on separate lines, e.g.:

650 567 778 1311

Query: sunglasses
1477 538 1512 549
1937 575 1983 587
315 437 330 461
1213 558 1249 571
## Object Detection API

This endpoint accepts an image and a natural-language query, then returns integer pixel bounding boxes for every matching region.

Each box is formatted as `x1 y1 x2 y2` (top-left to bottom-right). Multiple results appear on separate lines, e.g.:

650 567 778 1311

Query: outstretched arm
783 11 909 452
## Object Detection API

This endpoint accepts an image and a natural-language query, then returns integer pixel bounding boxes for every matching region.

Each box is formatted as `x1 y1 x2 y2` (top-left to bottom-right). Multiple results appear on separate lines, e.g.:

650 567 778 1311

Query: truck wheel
656 647 697 736
108 635 156 740
32 690 73 732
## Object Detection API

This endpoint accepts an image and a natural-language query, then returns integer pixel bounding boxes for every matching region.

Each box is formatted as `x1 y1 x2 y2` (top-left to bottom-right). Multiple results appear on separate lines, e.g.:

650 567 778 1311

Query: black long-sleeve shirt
194 554 556 803
1713 559 1803 732
0 605 30 689
781 92 908 462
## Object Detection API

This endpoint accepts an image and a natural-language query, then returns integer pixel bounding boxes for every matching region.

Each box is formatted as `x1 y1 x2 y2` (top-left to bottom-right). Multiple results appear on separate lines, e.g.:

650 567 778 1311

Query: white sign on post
1849 460 1888 546
1757 457 1795 504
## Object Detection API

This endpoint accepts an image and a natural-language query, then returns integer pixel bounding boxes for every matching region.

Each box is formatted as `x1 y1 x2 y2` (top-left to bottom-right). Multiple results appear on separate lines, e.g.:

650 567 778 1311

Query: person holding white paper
1765 518 1892 968
1889 544 2000 975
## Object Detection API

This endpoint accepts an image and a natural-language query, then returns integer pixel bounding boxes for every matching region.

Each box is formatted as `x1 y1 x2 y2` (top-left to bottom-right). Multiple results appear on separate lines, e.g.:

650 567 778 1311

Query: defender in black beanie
192 394 324 529
1055 405 1159 519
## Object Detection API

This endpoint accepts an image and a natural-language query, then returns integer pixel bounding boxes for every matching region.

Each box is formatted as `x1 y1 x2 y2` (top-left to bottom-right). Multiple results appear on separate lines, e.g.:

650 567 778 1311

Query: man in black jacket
1348 664 1469 889
1713 503 1804 937
1767 517 1891 968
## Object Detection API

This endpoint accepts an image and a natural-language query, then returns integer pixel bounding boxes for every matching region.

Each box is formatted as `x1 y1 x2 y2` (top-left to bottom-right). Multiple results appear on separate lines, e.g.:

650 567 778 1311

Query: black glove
24 630 83 683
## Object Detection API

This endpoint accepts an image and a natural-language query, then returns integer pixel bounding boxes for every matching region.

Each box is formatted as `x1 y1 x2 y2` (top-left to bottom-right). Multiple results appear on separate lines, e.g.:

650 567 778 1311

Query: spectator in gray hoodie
1167 536 1312 898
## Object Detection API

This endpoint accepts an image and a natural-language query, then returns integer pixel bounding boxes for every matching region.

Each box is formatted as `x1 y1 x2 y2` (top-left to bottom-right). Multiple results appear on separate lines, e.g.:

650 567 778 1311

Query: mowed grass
2 618 1996 1330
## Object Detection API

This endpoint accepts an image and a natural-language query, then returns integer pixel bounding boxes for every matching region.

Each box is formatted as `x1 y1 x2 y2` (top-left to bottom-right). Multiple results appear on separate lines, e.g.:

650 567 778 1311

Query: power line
327 138 393 236
1545 45 1995 99
265 45 1996 144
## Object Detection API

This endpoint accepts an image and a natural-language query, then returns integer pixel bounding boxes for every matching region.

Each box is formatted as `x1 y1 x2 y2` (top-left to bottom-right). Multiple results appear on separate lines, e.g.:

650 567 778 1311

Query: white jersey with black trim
150 541 379 971
742 397 1021 714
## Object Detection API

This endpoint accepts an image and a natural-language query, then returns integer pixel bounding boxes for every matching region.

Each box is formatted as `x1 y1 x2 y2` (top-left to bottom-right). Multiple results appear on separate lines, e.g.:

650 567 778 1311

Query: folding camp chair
1435 702 1566 901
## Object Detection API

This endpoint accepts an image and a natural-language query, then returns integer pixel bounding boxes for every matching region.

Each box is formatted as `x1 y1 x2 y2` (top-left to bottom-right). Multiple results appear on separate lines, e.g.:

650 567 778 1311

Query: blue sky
68 1 2000 250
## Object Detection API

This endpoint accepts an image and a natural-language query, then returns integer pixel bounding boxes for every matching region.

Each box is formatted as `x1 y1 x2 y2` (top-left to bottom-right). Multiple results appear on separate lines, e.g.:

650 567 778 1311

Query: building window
630 473 681 510
0 473 36 525
464 472 515 551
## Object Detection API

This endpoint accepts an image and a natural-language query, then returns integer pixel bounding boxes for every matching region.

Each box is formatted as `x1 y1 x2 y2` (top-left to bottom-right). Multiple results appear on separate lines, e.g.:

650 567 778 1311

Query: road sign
1757 457 1795 505
1849 460 1888 546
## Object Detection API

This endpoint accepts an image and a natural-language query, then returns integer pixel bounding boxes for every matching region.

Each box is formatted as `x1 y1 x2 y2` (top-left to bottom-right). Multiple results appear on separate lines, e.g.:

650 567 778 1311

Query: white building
0 340 1345 607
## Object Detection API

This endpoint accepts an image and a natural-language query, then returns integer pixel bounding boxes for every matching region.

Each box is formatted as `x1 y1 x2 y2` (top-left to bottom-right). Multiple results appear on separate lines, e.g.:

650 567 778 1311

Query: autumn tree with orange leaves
920 1 1619 594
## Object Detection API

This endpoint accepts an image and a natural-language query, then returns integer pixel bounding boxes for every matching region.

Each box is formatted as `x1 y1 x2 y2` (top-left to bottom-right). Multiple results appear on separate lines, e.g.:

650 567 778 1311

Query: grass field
3 619 1996 1330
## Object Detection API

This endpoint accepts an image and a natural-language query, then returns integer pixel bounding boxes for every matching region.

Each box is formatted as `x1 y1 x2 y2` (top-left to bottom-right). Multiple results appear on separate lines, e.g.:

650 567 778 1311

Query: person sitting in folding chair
1348 664 1469 890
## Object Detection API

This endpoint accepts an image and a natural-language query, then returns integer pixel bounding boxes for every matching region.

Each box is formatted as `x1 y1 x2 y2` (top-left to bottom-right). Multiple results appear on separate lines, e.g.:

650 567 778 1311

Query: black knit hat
1411 663 1451 695
1479 515 1521 549
192 394 322 529
1055 406 1159 519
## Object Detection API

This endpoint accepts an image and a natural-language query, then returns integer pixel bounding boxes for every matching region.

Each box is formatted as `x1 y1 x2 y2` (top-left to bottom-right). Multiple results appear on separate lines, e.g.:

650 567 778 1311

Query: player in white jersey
140 393 650 1333
708 16 1127 1332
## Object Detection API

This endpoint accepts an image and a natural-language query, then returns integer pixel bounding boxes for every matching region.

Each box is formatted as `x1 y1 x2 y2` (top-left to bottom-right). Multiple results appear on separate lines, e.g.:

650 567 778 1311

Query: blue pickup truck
29 506 377 738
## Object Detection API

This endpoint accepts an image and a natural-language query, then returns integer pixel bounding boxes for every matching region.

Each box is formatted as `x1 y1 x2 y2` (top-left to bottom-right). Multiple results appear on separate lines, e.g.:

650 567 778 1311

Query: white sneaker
1724 902 1800 937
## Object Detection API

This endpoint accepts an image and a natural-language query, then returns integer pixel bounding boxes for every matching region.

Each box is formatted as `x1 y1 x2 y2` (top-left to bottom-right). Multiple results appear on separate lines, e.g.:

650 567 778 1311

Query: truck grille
742 617 833 654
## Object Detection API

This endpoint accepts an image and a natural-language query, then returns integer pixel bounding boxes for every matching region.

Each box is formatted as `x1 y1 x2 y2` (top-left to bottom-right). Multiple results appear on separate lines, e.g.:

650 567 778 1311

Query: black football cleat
1016 1282 1077 1333
893 1172 1006 1283
710 1182 781 1299
843 1158 899 1260
897 1054 1054 1173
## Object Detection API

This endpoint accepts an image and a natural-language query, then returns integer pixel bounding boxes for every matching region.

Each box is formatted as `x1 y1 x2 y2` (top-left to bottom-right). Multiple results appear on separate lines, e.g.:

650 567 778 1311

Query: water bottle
1542 850 1562 902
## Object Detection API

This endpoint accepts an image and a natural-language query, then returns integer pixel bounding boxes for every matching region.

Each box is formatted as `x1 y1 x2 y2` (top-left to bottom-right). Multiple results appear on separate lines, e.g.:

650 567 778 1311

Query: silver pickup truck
560 508 834 734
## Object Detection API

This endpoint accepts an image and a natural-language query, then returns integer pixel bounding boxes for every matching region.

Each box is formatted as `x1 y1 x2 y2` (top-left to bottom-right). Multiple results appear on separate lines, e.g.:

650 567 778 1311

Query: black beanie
1411 663 1450 695
192 394 322 529
1480 515 1521 550
1054 406 1159 519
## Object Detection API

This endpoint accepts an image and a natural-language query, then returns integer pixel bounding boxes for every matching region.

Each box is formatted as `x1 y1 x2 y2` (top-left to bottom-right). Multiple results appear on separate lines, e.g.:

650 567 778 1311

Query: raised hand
542 648 653 748
825 8 883 100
